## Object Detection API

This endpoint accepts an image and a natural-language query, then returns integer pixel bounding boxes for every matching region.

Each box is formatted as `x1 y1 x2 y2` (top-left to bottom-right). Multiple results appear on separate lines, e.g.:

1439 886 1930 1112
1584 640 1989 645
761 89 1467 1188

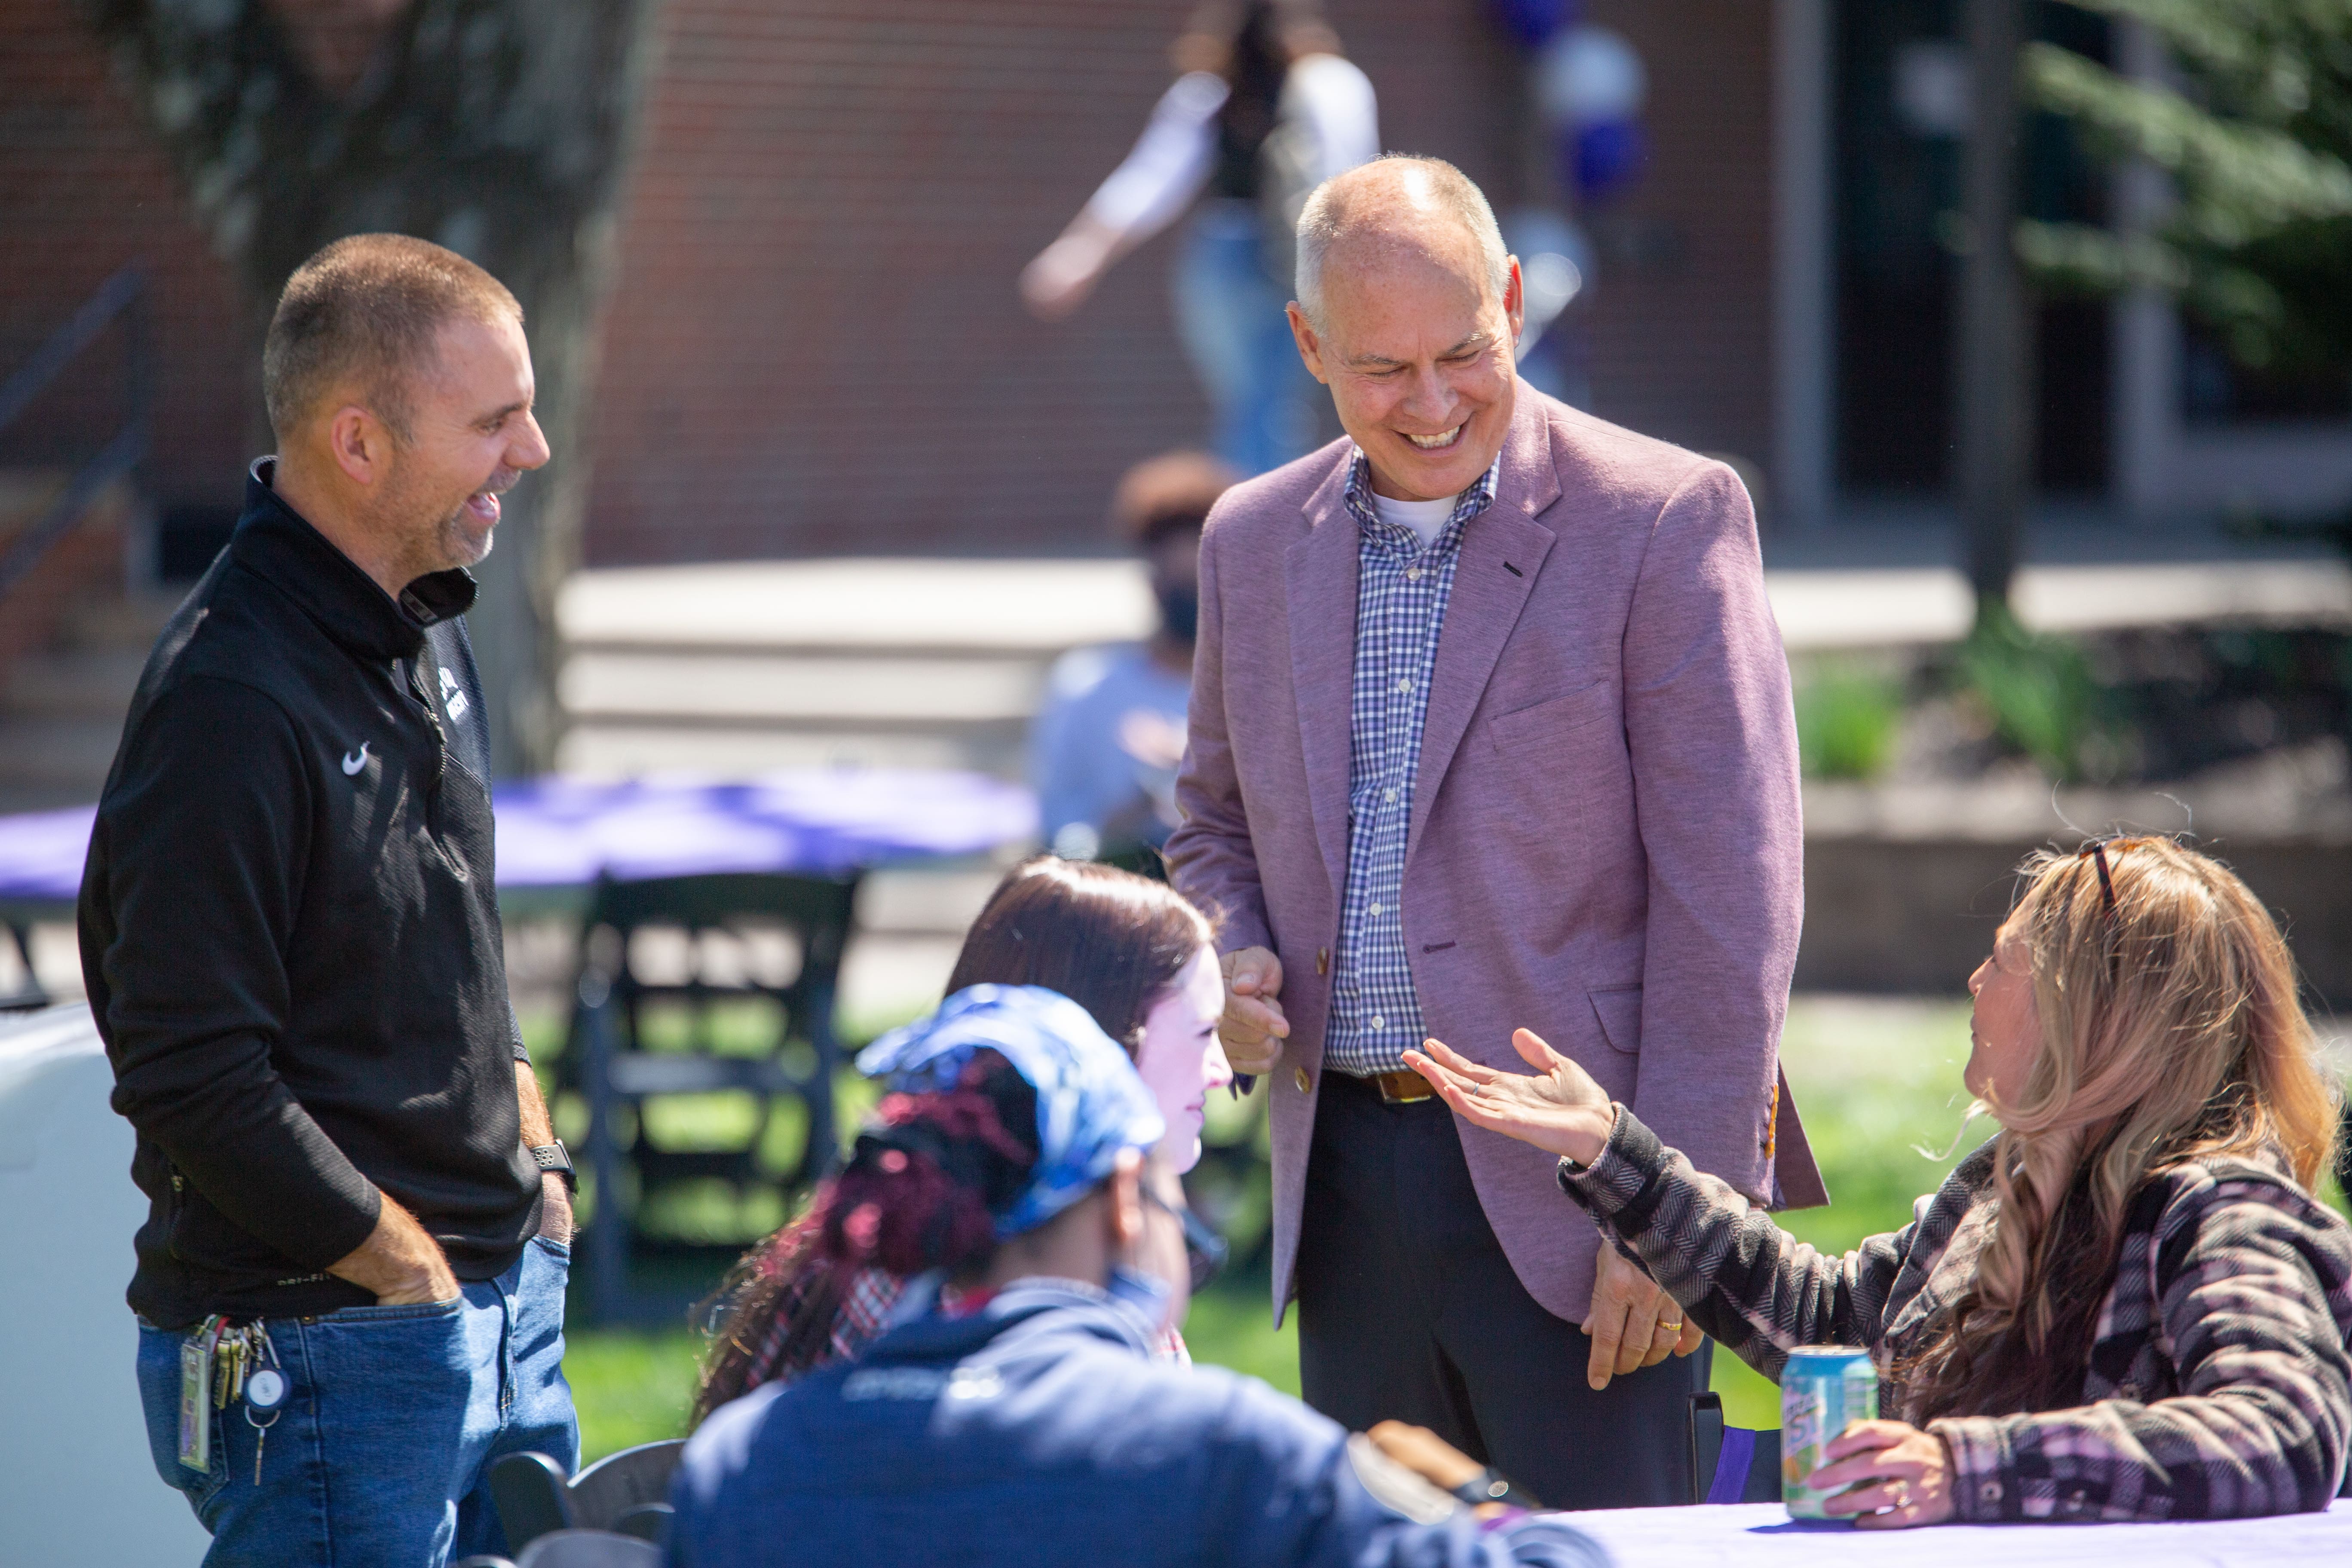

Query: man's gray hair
1294 154 1510 330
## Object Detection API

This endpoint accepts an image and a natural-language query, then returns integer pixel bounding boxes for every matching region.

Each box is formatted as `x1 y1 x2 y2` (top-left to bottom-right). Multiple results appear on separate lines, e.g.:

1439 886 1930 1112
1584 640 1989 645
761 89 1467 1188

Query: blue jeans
136 1235 579 1567
1174 200 1322 477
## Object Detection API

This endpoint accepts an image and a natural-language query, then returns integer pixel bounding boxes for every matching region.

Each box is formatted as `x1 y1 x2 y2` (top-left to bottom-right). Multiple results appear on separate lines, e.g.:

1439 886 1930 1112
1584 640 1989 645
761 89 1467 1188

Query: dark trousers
1295 1072 1709 1511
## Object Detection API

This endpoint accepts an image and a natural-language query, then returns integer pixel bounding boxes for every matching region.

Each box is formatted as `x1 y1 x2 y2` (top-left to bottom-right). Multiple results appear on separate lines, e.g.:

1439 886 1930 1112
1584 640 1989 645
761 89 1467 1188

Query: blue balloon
1488 0 1577 49
1537 26 1647 128
1567 119 1648 204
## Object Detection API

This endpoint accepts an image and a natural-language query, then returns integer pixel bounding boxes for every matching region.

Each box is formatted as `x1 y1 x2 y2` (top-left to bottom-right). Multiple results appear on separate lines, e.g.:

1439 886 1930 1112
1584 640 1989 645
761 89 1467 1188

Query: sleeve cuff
162 1112 389 1271
1929 1418 2016 1522
261 1172 385 1271
1555 1104 1668 1220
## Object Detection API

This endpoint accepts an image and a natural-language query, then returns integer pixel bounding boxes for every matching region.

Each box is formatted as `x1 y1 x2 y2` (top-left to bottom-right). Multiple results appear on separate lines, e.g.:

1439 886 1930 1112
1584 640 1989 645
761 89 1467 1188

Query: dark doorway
1833 0 2112 498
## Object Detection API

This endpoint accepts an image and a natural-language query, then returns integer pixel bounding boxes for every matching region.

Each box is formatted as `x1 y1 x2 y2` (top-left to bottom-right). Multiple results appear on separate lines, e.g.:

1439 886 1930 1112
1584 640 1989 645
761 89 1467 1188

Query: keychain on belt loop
241 1322 287 1485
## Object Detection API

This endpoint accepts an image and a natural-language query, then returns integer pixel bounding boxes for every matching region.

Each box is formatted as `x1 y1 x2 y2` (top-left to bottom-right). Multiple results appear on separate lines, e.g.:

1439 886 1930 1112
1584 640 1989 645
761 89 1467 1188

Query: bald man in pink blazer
1167 156 1825 1510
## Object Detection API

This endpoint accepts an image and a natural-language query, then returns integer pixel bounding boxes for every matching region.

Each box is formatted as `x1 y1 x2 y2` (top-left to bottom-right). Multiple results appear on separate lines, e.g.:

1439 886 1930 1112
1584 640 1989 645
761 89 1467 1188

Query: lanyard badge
177 1316 222 1473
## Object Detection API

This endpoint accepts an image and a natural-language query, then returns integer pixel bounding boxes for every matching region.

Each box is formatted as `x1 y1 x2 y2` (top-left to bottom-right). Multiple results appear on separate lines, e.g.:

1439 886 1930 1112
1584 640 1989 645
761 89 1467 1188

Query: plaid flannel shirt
1322 449 1500 1079
1559 1106 2352 1523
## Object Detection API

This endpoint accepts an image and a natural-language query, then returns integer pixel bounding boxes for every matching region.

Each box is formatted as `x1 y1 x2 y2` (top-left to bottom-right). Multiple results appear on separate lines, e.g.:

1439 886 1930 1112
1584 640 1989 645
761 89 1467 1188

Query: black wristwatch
1452 1467 1540 1511
529 1141 576 1194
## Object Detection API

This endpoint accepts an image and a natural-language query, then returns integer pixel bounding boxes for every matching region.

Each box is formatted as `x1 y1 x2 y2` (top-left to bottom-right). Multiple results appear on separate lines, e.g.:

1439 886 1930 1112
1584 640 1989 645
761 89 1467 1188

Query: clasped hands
1405 1029 1955 1527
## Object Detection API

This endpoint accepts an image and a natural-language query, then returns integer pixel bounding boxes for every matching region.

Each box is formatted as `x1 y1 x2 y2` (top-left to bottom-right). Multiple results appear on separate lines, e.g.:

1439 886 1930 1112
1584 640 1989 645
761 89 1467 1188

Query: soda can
1780 1346 1879 1518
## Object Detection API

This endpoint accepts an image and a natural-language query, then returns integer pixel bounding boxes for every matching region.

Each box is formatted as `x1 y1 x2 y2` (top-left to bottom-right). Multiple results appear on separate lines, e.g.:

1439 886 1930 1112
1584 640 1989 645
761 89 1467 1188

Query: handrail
0 266 146 435
0 265 150 605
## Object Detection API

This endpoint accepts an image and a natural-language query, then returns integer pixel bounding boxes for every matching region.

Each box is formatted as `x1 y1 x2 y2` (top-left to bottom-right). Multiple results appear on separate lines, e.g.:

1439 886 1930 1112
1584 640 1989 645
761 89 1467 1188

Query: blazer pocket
1487 681 1616 756
1589 983 1642 1054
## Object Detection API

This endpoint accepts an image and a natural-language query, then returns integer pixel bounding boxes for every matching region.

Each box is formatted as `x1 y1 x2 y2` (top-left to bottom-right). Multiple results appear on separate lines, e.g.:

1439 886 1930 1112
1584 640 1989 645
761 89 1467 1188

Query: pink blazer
1167 384 1827 1326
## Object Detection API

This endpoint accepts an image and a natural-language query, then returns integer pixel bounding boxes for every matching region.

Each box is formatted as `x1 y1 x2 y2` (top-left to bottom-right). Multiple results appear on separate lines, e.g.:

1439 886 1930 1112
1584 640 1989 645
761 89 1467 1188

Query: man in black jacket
81 234 576 1566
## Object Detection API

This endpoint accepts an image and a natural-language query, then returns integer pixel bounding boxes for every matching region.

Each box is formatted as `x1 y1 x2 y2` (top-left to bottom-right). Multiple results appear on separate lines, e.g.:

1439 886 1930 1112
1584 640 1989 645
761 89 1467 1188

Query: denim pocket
135 1323 230 1512
312 1294 467 1326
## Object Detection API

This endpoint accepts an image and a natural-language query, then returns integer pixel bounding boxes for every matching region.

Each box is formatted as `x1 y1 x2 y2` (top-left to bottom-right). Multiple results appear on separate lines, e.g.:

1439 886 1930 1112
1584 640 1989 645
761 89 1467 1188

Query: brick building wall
584 0 1778 562
1581 0 1776 481
0 0 1777 563
0 0 253 511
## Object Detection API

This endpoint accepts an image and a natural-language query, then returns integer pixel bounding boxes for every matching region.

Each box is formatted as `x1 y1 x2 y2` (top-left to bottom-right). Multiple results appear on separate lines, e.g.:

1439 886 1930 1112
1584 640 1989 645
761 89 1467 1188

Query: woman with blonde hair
1408 838 2352 1526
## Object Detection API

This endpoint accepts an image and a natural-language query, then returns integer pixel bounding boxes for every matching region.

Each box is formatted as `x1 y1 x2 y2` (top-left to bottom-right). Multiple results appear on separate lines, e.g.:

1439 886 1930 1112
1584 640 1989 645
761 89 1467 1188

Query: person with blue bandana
665 985 1610 1568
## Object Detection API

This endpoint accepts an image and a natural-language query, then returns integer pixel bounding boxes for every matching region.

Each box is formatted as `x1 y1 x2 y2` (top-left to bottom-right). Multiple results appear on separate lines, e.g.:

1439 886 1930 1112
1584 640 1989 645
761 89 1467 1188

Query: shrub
1795 665 1905 780
1959 606 2099 781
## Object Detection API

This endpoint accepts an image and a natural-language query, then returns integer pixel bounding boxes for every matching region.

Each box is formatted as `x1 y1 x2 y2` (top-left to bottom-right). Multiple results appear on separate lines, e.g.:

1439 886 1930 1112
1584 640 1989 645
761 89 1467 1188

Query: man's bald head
1294 155 1509 332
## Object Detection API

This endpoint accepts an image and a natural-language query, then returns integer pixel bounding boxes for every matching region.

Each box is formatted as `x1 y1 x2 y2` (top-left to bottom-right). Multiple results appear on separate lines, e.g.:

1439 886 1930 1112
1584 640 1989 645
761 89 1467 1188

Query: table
0 769 1038 909
1563 1498 2352 1566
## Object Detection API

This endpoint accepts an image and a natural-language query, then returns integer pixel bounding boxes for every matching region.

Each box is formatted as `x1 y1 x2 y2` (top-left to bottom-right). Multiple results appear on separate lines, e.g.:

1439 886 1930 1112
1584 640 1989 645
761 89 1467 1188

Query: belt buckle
1375 1069 1433 1105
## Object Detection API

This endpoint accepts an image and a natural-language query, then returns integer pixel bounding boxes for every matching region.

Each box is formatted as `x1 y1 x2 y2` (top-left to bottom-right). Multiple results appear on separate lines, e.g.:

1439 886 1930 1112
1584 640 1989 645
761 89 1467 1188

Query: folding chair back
570 1439 686 1540
515 1530 663 1568
1687 1391 1783 1504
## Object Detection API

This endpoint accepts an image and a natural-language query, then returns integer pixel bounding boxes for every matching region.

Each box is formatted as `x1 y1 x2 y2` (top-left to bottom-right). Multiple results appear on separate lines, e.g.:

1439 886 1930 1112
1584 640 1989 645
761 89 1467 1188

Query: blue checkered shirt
1323 449 1501 1078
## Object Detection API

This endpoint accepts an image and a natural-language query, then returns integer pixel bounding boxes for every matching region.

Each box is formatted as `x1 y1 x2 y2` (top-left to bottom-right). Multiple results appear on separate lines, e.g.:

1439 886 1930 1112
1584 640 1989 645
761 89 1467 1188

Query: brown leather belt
1366 1068 1435 1105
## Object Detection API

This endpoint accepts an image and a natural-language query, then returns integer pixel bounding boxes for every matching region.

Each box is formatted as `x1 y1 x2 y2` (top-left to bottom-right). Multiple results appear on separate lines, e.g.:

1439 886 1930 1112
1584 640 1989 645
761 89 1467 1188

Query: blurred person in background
1021 0 1378 475
692 858 1230 1418
1032 452 1234 874
1409 839 2352 1528
1168 154 1823 1510
668 986 1612 1568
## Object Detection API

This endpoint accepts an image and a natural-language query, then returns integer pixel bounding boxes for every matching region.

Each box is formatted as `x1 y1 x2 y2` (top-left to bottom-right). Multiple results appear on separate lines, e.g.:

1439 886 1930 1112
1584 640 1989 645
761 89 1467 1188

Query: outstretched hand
1403 1029 1615 1168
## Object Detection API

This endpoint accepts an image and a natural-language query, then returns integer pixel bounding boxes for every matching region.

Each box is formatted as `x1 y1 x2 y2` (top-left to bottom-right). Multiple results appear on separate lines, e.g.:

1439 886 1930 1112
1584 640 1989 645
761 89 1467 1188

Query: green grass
1179 1280 1302 1396
564 1329 705 1462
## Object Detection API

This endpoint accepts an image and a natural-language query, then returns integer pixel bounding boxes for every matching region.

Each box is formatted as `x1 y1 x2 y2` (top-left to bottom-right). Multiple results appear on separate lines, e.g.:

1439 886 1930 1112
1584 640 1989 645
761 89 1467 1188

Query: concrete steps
0 591 174 812
555 557 1154 779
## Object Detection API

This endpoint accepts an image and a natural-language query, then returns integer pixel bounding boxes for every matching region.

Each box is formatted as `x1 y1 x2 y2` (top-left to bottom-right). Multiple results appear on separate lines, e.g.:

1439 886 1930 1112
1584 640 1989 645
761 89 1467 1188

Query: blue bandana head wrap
855 983 1166 1239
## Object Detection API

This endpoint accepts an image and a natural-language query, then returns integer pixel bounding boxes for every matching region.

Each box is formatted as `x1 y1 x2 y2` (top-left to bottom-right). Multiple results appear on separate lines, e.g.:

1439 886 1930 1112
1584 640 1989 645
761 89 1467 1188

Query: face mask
1153 582 1199 644
1105 1262 1173 1332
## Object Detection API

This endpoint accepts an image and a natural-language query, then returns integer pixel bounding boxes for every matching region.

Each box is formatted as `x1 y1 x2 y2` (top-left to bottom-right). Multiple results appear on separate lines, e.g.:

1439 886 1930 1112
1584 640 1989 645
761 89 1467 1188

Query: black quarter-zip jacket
80 462 540 1326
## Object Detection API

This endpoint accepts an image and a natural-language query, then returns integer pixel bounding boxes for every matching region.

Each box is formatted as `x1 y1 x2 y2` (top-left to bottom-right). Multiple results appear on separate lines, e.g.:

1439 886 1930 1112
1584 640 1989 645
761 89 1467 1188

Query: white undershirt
1370 490 1459 550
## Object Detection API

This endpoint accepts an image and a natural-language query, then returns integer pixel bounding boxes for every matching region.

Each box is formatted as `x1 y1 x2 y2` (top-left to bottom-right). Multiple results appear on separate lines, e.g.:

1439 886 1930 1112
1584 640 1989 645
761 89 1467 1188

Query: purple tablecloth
1564 1498 2352 1566
0 770 1037 906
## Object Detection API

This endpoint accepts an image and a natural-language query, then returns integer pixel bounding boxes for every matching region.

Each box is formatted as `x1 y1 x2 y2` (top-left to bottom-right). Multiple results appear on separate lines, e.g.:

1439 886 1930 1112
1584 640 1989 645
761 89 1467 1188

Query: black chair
517 1532 664 1568
1687 1391 1782 1504
0 919 49 1011
563 870 859 1322
452 1533 666 1568
490 1440 687 1554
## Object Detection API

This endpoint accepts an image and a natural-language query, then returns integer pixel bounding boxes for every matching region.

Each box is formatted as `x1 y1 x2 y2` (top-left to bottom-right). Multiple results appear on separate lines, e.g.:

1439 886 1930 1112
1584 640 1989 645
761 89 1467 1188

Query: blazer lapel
1286 460 1360 908
1407 392 1562 858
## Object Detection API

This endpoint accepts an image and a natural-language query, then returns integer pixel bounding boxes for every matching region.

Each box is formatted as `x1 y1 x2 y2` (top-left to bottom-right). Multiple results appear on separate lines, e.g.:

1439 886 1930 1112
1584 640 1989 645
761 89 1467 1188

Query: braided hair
692 1050 1040 1425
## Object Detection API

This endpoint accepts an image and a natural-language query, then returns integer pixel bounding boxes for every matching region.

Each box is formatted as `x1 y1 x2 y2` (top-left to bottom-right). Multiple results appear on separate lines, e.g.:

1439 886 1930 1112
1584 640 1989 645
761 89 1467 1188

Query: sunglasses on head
2079 834 2160 917
1142 1184 1229 1293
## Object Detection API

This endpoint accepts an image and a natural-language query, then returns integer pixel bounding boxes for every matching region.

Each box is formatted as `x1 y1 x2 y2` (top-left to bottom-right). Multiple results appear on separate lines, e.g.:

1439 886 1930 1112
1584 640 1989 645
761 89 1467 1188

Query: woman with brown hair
1408 838 2352 1525
692 857 1231 1421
